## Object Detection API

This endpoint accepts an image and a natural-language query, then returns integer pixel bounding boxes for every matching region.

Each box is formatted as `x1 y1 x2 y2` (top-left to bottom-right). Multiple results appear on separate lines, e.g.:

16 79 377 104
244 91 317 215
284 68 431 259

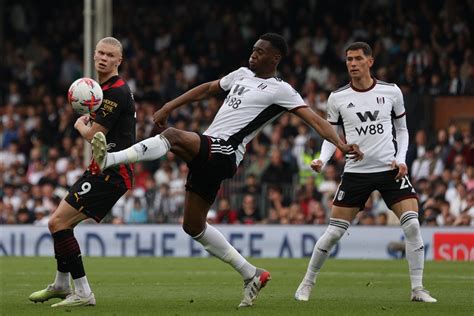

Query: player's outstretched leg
400 211 437 303
91 132 170 173
295 218 349 301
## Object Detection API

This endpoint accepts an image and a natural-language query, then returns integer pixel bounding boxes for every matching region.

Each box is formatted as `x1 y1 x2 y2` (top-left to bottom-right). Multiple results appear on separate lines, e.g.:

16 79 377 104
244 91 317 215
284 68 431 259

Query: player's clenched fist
391 160 408 180
343 143 364 161
310 159 324 173
153 107 170 128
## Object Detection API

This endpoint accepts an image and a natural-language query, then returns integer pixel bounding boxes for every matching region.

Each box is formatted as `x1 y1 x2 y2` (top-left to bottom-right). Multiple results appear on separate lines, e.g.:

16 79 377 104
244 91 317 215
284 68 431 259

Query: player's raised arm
153 79 222 127
74 116 108 143
293 106 363 161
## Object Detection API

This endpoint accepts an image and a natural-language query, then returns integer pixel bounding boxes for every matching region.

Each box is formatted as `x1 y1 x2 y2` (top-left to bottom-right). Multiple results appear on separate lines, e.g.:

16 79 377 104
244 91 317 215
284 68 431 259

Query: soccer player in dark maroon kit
29 37 136 307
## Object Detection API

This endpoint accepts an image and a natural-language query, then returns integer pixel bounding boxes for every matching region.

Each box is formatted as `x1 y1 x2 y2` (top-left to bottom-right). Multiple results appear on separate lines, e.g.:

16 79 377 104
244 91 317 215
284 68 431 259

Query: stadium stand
1 0 473 226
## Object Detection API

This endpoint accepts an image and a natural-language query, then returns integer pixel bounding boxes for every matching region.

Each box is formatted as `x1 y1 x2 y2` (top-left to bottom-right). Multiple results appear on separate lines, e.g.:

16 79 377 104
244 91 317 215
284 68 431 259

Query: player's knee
402 219 421 239
182 222 202 237
48 213 72 233
322 225 346 244
161 127 180 145
48 215 61 233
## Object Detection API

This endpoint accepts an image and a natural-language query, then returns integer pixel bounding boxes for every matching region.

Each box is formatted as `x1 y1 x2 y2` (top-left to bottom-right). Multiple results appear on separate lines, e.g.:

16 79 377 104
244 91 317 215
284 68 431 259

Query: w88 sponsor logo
355 124 384 136
224 95 242 109
355 111 384 135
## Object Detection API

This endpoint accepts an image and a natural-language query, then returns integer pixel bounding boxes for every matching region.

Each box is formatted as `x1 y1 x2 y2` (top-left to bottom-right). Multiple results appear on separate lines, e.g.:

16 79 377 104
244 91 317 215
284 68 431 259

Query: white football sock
105 134 170 168
400 211 424 289
303 218 349 284
53 271 70 290
194 224 256 280
73 276 92 297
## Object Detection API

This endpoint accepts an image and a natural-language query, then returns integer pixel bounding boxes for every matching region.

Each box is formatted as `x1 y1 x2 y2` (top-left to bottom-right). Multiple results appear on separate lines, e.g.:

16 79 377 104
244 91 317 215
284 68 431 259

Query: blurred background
1 0 473 227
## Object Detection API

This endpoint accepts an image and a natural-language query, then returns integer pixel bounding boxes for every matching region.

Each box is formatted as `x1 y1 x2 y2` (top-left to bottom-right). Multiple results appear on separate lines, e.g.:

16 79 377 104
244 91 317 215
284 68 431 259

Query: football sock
73 276 92 297
106 134 170 168
400 211 424 289
53 238 71 290
52 229 91 296
303 218 349 284
193 224 256 280
53 271 70 290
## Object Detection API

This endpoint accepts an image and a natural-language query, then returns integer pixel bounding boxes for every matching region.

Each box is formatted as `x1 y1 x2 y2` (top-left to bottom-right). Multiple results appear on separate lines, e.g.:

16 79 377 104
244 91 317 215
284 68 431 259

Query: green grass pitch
1 257 473 315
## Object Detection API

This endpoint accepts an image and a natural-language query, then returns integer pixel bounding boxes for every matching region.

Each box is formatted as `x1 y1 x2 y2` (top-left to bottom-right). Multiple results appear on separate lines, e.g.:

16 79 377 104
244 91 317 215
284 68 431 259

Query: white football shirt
204 67 306 165
327 80 406 173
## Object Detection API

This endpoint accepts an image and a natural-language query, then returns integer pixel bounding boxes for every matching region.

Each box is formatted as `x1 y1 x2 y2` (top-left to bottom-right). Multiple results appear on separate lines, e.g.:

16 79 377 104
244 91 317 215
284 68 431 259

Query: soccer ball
68 78 103 115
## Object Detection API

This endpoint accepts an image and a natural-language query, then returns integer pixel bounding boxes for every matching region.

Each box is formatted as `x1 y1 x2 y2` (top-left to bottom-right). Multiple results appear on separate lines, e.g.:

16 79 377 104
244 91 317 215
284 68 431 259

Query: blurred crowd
1 0 473 226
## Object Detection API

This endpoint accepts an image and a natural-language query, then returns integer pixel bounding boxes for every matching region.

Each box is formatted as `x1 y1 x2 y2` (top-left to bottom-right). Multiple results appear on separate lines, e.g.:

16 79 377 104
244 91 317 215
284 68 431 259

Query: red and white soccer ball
68 78 103 115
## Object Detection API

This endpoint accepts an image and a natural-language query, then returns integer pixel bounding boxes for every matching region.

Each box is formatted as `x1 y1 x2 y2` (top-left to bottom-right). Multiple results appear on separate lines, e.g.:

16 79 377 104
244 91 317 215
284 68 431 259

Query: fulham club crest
376 97 385 104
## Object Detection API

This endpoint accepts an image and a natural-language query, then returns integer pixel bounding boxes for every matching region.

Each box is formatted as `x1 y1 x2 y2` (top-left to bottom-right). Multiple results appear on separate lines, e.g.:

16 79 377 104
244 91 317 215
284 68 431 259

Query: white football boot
51 292 96 307
238 268 271 307
294 281 314 301
411 287 437 303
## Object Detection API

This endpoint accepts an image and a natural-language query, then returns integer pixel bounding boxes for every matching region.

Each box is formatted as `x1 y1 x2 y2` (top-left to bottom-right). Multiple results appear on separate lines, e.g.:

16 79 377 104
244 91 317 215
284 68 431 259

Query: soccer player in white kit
90 33 363 307
294 42 437 303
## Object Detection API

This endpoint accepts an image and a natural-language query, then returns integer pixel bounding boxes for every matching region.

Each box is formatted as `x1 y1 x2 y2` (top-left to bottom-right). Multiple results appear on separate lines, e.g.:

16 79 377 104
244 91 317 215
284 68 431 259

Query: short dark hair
345 42 372 57
260 33 288 57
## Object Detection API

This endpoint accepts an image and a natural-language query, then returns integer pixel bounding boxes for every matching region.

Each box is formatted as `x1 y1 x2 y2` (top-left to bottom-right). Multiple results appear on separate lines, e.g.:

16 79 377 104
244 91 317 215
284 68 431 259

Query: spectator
375 212 388 226
428 73 444 95
305 54 330 87
447 182 468 217
411 143 444 182
33 207 49 226
1 0 472 226
297 136 321 185
435 129 452 163
261 148 294 185
240 173 261 201
16 207 34 224
462 62 474 94
238 194 261 224
445 62 463 95
2 184 21 211
152 183 179 223
127 197 148 224
445 132 469 169
406 130 428 170
215 197 238 224
133 162 151 190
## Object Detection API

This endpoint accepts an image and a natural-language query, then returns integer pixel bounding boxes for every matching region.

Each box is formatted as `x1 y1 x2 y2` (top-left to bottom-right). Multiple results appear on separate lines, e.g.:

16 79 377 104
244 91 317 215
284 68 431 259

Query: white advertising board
1 225 473 260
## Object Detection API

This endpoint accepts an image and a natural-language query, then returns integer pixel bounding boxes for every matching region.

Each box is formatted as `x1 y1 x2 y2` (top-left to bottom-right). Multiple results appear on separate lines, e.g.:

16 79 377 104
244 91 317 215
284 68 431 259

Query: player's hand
310 159 324 173
391 160 408 180
74 115 90 129
343 144 364 161
153 107 170 128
